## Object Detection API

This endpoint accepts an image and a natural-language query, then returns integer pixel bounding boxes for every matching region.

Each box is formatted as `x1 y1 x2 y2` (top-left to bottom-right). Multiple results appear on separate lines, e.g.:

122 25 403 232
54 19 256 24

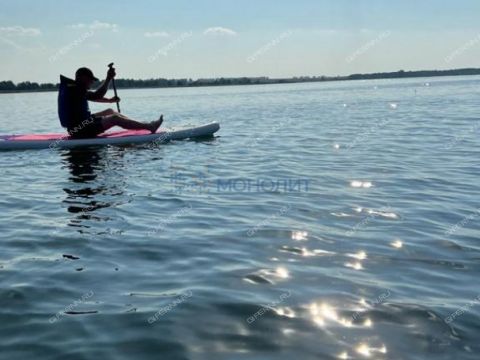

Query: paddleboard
0 122 219 150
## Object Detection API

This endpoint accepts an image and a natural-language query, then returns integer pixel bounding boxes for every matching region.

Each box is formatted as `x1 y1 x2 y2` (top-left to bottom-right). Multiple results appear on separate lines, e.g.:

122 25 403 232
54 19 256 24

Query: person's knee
101 114 118 128
109 114 125 124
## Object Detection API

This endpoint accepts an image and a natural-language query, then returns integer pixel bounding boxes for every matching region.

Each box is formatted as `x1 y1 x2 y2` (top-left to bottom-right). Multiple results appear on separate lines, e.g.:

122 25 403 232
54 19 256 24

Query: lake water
0 76 479 360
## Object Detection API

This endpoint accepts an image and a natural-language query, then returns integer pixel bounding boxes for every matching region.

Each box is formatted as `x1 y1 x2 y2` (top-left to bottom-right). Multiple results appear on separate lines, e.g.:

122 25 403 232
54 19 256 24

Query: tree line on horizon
1 68 479 92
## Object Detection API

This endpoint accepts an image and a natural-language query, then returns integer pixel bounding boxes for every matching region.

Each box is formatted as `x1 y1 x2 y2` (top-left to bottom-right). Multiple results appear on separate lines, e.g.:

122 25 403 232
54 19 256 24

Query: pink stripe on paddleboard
4 130 163 141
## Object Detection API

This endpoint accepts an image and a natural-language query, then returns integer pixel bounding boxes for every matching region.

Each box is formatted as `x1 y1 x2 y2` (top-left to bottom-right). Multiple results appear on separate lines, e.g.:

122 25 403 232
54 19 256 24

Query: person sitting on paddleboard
59 66 163 139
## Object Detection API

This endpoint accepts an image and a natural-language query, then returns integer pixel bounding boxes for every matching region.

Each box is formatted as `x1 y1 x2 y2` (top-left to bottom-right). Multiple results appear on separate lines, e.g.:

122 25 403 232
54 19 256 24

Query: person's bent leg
101 114 151 131
100 114 163 133
93 108 116 117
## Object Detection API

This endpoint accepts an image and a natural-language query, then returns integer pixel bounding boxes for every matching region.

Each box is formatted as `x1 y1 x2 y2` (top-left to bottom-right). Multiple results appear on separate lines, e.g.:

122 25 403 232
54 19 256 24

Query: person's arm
86 67 116 101
92 96 120 103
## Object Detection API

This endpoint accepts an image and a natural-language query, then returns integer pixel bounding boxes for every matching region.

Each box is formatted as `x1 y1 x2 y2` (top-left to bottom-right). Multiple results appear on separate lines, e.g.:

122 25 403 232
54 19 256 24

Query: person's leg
95 109 156 123
93 108 116 117
95 109 137 120
100 114 163 133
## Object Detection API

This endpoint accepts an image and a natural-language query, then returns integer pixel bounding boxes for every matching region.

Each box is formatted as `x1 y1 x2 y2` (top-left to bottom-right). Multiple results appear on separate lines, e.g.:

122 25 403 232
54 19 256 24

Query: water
0 76 479 360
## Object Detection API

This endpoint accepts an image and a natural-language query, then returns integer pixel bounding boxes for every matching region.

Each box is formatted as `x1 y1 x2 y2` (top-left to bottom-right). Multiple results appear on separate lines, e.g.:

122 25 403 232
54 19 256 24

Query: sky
0 0 480 83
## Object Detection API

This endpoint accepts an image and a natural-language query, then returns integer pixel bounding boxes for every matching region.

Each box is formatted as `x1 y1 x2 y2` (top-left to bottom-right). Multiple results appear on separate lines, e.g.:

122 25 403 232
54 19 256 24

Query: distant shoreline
1 68 479 94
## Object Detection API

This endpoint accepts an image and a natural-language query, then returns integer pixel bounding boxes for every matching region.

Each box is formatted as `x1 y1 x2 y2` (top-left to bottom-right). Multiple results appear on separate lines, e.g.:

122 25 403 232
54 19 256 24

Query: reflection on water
244 266 290 285
61 148 127 231
391 239 403 248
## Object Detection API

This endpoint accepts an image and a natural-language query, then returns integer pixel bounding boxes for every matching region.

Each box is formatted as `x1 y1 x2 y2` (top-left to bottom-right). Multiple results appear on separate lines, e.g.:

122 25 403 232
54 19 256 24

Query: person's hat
75 67 99 81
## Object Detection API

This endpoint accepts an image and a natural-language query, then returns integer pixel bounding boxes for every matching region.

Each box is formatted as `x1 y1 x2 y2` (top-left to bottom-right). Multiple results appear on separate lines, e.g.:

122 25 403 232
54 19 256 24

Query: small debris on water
65 311 98 315
63 254 80 260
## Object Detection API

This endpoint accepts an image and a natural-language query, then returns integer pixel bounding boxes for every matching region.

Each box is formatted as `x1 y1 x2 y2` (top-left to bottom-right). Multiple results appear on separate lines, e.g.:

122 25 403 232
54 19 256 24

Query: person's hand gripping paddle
108 62 121 113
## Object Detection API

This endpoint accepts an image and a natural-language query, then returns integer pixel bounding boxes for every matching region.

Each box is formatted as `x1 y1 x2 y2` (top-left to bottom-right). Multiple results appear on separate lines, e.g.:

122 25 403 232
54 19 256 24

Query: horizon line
1 67 479 93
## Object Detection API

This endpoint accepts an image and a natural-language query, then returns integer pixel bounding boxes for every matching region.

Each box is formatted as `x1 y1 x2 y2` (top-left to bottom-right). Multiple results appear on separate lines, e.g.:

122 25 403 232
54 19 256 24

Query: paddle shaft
108 63 121 113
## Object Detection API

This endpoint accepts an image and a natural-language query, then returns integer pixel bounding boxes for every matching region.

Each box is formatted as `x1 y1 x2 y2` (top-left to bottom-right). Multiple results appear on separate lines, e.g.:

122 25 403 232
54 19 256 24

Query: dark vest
58 75 91 128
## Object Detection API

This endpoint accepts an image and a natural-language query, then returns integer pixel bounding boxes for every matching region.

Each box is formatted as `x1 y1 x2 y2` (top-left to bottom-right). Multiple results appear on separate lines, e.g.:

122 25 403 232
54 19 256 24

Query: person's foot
149 115 163 133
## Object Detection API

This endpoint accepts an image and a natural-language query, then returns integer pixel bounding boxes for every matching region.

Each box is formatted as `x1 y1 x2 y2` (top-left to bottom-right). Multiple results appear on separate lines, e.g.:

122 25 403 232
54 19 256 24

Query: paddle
108 62 121 113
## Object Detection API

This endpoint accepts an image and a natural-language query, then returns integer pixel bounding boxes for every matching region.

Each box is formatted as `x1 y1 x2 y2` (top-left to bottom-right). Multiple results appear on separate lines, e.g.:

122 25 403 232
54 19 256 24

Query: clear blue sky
1 0 479 82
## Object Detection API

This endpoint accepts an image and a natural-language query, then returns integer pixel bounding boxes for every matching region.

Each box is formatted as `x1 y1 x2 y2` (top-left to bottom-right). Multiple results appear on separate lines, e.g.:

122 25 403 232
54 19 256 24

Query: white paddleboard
0 122 220 150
